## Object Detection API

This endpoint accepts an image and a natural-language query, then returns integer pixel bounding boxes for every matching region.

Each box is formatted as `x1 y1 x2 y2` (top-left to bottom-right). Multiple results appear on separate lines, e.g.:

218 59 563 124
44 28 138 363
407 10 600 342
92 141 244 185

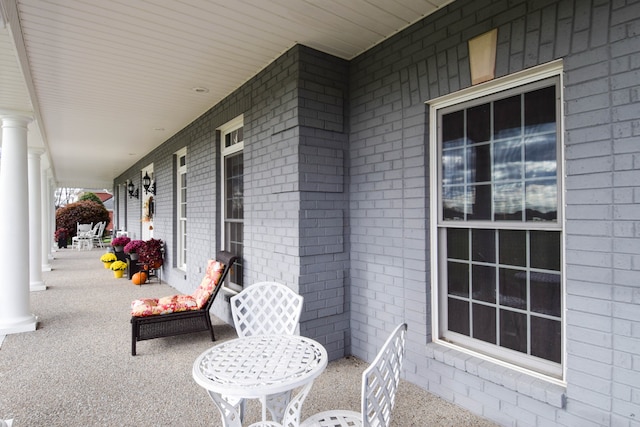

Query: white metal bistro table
192 334 328 426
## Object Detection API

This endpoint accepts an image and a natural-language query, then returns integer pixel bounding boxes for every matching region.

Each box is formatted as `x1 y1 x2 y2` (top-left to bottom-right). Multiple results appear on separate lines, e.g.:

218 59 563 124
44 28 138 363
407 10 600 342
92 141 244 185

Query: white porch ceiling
0 0 452 190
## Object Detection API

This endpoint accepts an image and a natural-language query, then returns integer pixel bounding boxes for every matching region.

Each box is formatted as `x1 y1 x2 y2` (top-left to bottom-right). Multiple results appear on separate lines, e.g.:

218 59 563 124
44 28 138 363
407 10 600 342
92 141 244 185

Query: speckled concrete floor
0 248 497 427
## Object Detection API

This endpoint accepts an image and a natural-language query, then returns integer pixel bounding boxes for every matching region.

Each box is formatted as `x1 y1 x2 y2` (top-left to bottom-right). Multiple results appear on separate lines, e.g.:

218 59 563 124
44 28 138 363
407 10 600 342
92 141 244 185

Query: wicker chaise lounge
130 250 237 355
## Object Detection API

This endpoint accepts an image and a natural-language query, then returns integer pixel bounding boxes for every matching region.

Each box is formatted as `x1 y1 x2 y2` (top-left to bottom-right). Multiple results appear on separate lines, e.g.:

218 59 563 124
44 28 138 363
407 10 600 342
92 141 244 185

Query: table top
192 334 328 398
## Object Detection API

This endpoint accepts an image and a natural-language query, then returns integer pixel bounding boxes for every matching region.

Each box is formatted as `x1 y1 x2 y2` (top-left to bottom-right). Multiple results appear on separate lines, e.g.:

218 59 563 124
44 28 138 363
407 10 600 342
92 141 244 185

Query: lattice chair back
361 323 407 427
230 282 303 338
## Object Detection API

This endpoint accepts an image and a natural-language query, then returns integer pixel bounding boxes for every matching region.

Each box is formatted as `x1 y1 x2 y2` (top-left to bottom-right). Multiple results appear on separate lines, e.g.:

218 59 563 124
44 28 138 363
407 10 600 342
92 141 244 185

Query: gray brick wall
116 45 351 357
349 0 640 426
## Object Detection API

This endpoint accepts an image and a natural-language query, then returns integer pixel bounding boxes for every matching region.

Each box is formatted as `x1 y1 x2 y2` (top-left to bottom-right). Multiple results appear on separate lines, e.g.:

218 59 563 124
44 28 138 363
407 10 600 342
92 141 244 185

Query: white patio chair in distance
298 322 408 427
226 282 304 423
92 221 106 248
71 222 93 250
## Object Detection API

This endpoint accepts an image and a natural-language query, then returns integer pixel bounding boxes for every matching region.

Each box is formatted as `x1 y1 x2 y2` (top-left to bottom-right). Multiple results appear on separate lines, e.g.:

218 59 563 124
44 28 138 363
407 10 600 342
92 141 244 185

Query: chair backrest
77 222 92 235
361 323 408 427
90 222 102 237
202 251 238 312
230 281 303 337
96 221 106 238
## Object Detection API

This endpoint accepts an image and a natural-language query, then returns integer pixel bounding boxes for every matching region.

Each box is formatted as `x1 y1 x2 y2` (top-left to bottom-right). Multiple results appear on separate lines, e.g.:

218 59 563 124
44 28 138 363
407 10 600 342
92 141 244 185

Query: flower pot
113 270 124 279
129 253 139 261
103 261 113 269
114 245 124 252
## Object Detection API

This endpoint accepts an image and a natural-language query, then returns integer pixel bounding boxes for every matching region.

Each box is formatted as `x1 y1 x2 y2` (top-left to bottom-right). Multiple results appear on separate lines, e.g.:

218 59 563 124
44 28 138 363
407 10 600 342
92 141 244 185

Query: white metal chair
231 281 304 338
299 323 408 427
224 282 304 424
71 222 93 250
91 221 106 248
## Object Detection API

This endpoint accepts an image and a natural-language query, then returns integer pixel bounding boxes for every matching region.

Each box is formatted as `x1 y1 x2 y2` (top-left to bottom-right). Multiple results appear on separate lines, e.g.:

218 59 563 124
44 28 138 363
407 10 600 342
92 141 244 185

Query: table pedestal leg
207 391 243 427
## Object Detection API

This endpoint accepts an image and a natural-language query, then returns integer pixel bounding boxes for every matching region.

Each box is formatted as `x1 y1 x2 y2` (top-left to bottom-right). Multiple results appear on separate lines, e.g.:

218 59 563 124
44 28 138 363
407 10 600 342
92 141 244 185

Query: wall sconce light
127 180 139 199
142 171 156 195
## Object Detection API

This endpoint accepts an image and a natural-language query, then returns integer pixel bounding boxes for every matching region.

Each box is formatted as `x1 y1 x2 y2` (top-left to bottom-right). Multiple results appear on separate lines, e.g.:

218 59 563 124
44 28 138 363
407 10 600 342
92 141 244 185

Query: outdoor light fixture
142 171 156 195
127 180 139 199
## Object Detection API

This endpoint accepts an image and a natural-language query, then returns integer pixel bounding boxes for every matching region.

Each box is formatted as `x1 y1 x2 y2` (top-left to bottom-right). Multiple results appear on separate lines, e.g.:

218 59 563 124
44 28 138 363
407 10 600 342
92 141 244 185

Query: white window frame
219 115 244 292
176 148 187 271
428 60 566 383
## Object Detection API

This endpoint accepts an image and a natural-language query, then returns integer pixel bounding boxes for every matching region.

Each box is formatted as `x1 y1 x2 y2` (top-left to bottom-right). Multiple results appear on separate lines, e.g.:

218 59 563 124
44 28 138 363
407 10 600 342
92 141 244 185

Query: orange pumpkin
132 272 147 285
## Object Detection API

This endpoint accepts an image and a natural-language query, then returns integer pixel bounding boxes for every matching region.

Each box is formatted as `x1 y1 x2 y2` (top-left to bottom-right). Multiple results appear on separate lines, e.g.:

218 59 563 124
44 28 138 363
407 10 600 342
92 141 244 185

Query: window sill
426 342 566 409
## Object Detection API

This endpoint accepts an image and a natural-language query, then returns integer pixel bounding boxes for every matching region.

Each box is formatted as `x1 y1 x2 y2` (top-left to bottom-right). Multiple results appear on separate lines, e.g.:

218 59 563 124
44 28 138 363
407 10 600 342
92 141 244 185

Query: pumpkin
132 272 147 286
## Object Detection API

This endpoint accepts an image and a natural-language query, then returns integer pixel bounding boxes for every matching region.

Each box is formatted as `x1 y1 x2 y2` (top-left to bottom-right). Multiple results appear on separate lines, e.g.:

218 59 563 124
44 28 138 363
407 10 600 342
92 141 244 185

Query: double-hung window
220 116 244 291
176 148 187 271
430 62 564 379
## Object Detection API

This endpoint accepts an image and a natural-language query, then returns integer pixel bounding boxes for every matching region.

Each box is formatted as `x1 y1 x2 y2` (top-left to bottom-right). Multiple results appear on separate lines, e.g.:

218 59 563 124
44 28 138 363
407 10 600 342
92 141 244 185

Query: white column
28 148 46 291
0 112 37 334
41 168 52 271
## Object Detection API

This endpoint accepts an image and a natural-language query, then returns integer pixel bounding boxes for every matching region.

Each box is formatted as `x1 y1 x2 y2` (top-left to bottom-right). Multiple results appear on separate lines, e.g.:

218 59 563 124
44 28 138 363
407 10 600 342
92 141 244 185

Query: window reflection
441 84 557 223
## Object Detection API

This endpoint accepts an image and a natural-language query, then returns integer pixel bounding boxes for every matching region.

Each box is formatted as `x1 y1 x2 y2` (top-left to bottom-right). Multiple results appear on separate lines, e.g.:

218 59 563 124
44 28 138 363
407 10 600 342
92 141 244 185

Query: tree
79 191 104 207
55 200 110 238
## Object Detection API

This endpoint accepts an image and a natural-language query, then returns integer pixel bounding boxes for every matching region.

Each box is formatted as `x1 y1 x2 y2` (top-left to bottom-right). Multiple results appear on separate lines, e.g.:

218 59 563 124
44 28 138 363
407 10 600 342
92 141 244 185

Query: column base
30 281 46 291
0 314 37 335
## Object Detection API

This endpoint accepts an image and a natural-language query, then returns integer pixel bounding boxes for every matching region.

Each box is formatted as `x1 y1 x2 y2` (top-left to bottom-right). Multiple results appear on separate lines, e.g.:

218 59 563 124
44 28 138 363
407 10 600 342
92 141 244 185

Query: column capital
0 110 33 127
28 147 46 156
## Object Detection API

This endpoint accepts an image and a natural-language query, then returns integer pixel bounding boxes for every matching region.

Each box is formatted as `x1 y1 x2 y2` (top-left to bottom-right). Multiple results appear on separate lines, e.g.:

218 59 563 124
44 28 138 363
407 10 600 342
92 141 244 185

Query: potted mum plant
111 236 131 252
109 260 127 278
55 228 68 248
138 238 164 270
123 240 144 261
100 252 117 269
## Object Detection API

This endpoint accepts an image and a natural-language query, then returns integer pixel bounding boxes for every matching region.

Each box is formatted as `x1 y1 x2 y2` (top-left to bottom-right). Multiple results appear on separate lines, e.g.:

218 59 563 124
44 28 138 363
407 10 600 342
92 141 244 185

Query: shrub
55 200 110 238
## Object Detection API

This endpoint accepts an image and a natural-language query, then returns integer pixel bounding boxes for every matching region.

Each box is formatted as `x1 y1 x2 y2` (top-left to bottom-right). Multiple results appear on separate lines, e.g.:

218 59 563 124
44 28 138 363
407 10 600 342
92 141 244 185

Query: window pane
525 86 556 134
530 272 561 317
443 186 466 220
525 135 556 178
526 179 557 221
469 184 491 220
472 229 495 263
494 139 523 181
494 95 521 139
472 265 496 303
531 316 561 363
449 298 469 336
467 104 490 144
500 310 527 353
473 303 496 344
443 148 465 186
448 261 469 297
499 230 526 266
499 268 527 309
443 110 464 148
447 228 468 260
494 182 523 221
469 143 491 183
530 231 560 271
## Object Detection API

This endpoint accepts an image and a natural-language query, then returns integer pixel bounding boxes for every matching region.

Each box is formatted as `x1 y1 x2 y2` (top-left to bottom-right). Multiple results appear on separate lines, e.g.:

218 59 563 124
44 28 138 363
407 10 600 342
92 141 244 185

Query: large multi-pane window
220 116 243 290
176 148 187 270
430 63 564 379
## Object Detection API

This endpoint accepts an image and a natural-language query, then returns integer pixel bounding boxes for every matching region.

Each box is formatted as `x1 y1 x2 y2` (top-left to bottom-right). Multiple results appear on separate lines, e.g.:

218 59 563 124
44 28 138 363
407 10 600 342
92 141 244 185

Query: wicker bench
130 250 237 355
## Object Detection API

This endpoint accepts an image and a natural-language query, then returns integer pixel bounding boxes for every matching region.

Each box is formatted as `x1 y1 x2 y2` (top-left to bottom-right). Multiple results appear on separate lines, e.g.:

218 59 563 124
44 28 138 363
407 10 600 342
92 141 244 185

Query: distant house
113 1 640 426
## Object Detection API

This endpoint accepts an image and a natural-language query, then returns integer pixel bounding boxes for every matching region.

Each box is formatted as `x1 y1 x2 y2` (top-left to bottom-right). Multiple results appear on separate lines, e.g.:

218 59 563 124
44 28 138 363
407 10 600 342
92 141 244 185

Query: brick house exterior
115 1 640 425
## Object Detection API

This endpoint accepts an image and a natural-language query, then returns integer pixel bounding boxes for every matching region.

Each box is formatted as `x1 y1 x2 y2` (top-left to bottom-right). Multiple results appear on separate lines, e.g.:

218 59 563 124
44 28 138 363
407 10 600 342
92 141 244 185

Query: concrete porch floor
0 248 497 426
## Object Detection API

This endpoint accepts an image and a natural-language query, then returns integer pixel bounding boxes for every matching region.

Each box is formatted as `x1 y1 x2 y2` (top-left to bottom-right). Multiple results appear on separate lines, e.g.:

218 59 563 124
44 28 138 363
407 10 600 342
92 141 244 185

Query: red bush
55 200 110 238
